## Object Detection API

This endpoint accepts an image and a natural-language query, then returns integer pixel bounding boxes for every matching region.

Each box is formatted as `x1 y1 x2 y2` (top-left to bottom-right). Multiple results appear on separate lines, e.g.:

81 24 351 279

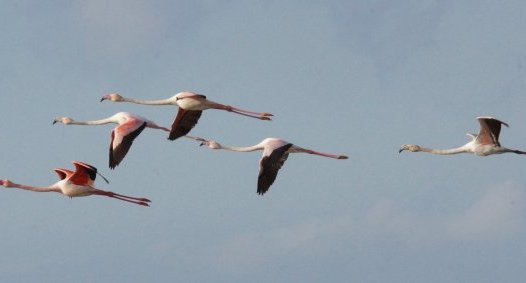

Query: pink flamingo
399 117 526 156
197 137 348 195
0 161 151 206
100 92 273 141
53 112 171 169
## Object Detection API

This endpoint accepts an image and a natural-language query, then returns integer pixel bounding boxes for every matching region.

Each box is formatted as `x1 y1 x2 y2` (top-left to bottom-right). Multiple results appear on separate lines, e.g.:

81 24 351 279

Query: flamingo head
200 140 222 149
0 179 14 187
399 144 421 153
101 93 123 102
53 117 73 125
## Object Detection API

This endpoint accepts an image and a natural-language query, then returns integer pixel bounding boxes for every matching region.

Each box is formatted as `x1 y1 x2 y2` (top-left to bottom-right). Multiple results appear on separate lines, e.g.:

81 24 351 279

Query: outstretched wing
69 161 99 185
168 109 203 141
476 117 509 146
257 143 293 195
109 121 147 169
54 168 73 181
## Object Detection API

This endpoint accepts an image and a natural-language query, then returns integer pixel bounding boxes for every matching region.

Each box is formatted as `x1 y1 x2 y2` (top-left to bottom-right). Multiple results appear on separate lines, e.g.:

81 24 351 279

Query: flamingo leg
182 135 207 142
108 195 150 206
301 149 348 159
229 109 272 120
148 125 171 132
110 192 151 202
211 103 273 120
226 105 273 117
92 190 151 206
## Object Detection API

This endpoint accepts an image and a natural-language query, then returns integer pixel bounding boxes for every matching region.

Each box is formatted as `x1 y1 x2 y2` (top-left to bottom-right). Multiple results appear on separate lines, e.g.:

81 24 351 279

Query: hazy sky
2 1 526 282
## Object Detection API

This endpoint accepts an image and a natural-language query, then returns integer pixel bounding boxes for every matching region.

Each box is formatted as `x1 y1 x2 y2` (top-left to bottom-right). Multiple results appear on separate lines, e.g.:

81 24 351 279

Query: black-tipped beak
398 149 404 154
199 142 205 147
52 120 57 125
100 97 105 102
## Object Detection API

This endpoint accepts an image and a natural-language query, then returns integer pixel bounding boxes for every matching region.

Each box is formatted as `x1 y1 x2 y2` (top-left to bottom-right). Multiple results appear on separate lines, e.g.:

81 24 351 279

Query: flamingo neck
69 117 116 126
419 146 469 155
219 144 263 153
9 182 59 193
121 96 174 106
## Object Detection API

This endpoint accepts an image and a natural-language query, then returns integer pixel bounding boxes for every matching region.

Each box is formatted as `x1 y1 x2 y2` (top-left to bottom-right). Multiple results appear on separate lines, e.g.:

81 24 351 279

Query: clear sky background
1 1 526 282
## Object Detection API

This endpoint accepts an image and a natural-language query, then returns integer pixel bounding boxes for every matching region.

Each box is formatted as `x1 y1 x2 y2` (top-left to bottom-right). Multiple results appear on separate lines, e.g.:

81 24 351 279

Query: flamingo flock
1 91 349 205
2 90 524 206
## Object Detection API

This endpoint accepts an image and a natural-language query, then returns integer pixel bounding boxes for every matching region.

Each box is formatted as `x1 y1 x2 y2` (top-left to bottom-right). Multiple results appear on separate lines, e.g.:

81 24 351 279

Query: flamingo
0 161 151 206
197 137 348 195
100 92 273 141
53 112 171 169
399 117 526 156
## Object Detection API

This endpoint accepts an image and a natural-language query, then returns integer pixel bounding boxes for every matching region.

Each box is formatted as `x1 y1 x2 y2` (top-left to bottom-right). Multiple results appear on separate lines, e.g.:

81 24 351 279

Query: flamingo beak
199 142 205 147
52 120 57 125
100 97 106 102
398 148 405 154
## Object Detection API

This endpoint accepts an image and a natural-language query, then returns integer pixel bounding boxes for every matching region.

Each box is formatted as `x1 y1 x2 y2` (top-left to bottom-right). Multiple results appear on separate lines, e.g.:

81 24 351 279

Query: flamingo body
173 92 210 110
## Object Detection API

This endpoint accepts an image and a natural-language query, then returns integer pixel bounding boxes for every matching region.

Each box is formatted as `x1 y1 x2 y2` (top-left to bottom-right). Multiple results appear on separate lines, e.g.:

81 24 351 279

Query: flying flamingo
197 137 348 195
0 161 151 206
53 112 171 169
399 117 526 156
100 92 273 141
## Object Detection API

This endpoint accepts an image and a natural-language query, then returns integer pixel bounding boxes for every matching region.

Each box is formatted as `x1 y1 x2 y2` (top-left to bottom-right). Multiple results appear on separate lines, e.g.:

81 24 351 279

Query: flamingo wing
54 168 74 180
109 121 147 169
476 117 509 146
257 143 293 195
69 161 99 185
73 161 97 180
168 109 202 141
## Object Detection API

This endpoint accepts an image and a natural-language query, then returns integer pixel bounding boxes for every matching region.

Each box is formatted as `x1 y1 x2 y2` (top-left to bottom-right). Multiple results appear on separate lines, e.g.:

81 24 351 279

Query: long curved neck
218 144 263 153
121 96 174 105
9 182 59 193
69 117 115 125
419 146 469 155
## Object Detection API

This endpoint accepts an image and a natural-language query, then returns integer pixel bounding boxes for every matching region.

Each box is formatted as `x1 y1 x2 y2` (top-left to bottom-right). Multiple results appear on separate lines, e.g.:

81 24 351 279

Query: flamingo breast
472 144 502 156
59 181 95 197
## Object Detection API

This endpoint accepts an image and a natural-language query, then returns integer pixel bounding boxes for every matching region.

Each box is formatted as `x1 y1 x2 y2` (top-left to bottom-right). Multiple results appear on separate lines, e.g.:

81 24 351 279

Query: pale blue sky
2 1 526 282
